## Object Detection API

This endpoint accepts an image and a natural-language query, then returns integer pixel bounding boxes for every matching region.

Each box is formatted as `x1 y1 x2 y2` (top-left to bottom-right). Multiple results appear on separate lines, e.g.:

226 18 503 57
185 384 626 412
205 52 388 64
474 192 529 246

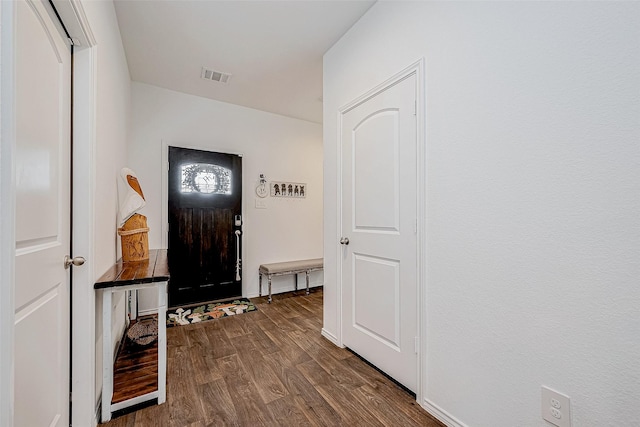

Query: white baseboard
138 308 158 317
321 328 342 347
421 398 467 427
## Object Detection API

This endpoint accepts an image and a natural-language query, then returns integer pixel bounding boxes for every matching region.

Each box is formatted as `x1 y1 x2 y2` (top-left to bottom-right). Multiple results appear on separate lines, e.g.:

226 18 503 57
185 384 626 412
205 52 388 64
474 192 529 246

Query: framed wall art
270 181 306 198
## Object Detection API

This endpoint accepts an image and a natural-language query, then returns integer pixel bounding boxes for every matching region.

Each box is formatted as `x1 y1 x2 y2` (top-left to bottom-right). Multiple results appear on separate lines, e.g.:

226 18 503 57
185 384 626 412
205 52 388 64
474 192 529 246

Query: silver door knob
64 255 86 269
340 237 349 245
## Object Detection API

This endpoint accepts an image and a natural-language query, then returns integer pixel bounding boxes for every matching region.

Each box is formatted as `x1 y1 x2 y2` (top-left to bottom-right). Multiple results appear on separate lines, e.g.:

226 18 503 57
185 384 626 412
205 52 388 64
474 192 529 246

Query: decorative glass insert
181 163 232 194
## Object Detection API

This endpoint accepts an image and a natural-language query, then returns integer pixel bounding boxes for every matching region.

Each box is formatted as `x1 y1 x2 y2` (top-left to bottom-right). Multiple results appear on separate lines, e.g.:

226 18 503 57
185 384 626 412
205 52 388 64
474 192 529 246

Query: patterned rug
167 298 257 327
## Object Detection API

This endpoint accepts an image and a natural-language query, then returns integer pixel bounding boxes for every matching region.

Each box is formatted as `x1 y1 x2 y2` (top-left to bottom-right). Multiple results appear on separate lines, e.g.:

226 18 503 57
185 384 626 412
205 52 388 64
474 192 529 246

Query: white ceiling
113 1 375 124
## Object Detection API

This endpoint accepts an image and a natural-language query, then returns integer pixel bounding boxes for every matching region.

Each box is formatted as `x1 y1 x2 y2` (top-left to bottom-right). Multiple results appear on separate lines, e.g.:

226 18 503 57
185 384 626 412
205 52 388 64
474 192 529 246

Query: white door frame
0 2 18 425
64 2 98 424
0 1 98 425
335 59 426 404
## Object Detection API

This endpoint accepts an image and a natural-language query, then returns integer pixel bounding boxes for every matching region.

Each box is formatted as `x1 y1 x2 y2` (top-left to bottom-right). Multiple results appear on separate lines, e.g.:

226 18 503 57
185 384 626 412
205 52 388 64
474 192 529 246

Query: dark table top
94 249 169 289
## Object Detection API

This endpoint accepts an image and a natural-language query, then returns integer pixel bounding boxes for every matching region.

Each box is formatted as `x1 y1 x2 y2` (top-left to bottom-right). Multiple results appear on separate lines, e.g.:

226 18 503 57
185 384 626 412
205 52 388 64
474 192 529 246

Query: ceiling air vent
201 67 232 84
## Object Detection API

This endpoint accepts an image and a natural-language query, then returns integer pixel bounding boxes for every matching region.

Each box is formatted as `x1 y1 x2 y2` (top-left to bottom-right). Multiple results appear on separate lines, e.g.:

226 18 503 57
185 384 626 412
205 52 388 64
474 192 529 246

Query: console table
94 249 169 422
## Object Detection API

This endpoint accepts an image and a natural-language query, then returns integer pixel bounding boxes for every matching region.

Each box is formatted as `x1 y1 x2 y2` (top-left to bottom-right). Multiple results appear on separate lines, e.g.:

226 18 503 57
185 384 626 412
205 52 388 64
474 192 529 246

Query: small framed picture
270 181 306 198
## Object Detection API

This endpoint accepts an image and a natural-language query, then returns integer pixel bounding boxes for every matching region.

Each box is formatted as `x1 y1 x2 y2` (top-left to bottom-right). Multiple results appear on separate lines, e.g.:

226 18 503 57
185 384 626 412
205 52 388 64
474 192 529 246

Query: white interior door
14 1 71 425
341 74 418 392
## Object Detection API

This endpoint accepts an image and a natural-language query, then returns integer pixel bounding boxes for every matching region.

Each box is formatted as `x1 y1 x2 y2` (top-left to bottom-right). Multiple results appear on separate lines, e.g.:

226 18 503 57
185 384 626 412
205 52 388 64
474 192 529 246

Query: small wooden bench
259 258 323 303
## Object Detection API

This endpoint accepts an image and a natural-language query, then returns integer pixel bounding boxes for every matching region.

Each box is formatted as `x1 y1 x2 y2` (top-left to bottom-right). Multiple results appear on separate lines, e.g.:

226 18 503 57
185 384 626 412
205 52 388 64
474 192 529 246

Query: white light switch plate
255 198 267 209
542 386 571 427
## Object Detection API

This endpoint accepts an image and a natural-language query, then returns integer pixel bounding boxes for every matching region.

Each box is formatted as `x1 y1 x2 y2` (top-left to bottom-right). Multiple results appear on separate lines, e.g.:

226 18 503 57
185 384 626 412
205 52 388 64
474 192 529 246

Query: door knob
340 237 349 245
64 255 86 269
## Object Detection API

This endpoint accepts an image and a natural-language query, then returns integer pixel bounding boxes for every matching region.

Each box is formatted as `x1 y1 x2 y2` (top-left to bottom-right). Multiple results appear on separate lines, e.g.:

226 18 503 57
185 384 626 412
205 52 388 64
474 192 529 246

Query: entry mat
167 298 257 327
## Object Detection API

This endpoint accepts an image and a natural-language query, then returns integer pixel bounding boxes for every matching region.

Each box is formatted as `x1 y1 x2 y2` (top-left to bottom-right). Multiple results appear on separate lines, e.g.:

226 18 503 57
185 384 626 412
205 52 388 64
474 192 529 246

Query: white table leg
157 281 167 404
129 290 138 321
101 289 113 422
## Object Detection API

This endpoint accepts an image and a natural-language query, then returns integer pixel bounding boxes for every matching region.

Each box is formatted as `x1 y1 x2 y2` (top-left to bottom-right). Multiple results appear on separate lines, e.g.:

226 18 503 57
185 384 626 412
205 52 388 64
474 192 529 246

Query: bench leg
259 273 262 297
306 270 310 295
268 274 272 304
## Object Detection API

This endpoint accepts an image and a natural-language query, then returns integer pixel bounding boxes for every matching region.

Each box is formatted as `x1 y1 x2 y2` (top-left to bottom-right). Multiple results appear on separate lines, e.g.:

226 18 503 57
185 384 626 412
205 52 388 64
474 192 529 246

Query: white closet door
14 1 71 425
341 73 418 392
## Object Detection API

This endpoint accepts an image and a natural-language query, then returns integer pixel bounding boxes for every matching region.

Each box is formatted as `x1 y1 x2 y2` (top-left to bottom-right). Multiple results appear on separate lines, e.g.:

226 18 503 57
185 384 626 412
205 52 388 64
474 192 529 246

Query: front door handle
64 255 86 269
234 230 242 281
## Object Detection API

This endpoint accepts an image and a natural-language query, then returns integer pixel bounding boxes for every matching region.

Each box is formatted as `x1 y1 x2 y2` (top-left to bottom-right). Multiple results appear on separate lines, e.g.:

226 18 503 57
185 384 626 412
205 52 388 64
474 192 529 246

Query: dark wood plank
295 358 382 426
296 358 331 387
219 354 276 425
290 330 364 390
101 414 135 427
101 288 444 427
244 318 280 355
340 354 437 425
256 302 306 334
94 260 124 285
166 321 188 347
273 297 299 319
202 322 236 359
316 382 386 426
135 251 158 281
95 249 169 288
231 333 288 404
262 351 343 427
184 327 221 385
197 379 239 427
257 319 312 367
132 403 169 427
166 344 204 427
117 262 140 282
153 249 169 278
219 312 250 339
267 395 314 427
293 291 323 316
352 383 443 427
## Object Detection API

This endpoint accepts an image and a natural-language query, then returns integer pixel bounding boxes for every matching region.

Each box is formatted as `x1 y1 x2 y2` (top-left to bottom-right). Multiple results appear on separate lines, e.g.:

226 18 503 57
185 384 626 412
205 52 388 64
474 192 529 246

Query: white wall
128 82 323 311
81 0 131 410
324 2 640 427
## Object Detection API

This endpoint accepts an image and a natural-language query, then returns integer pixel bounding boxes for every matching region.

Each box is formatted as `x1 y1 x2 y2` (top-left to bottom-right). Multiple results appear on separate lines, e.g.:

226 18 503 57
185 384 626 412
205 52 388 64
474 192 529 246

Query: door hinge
414 218 418 234
414 336 419 354
414 100 417 116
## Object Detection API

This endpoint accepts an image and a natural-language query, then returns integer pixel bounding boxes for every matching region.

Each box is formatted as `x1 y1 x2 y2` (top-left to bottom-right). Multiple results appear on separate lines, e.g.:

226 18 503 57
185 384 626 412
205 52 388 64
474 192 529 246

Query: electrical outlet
542 386 571 427
255 199 267 209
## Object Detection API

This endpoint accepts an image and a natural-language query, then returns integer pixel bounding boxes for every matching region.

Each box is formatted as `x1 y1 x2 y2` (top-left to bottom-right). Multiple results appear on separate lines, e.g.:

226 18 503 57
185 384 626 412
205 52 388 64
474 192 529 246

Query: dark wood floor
102 288 443 427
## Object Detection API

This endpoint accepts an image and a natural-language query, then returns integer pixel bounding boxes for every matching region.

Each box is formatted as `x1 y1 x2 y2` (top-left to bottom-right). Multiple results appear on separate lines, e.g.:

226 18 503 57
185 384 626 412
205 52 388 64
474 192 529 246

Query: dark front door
168 147 242 307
